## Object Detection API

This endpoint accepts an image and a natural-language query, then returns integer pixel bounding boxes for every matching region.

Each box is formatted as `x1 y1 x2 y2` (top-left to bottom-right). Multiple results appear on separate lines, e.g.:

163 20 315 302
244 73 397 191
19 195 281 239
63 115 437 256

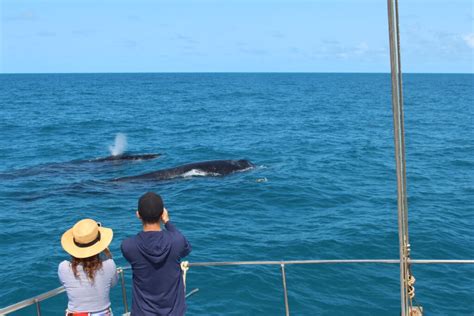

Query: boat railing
1 258 473 316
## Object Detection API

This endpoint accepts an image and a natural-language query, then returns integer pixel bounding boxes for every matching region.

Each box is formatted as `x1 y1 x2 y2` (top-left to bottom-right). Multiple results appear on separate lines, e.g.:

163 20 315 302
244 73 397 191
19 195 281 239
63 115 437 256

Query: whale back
178 159 253 175
113 159 254 181
93 153 161 162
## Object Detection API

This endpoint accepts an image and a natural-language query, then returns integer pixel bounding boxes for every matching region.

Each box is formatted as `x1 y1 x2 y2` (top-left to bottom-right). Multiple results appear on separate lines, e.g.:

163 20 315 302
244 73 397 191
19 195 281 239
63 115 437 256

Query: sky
0 0 473 73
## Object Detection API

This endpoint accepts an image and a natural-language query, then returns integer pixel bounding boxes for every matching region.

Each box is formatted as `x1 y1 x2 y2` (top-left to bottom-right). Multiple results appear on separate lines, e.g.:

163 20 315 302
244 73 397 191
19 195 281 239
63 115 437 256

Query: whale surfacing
113 159 254 182
90 153 161 162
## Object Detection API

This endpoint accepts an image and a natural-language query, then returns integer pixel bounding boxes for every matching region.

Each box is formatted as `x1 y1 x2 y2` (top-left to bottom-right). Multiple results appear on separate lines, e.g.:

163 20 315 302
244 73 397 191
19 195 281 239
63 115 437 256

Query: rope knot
407 275 416 299
181 261 190 290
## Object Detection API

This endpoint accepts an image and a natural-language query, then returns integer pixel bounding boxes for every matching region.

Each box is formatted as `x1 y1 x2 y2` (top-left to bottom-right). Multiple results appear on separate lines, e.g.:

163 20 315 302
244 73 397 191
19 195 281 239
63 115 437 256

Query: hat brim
61 227 113 259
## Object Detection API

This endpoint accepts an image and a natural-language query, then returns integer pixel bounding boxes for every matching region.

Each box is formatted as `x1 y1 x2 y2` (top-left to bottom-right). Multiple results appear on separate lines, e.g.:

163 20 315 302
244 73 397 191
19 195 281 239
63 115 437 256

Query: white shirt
58 258 118 312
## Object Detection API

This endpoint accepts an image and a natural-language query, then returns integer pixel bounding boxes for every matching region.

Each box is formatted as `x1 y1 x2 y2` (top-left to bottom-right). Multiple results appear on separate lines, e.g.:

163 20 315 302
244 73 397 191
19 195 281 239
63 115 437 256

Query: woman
59 218 118 316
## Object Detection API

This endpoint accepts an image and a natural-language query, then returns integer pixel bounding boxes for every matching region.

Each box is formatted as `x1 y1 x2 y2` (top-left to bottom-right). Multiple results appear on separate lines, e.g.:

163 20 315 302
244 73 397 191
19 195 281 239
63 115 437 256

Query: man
121 192 192 316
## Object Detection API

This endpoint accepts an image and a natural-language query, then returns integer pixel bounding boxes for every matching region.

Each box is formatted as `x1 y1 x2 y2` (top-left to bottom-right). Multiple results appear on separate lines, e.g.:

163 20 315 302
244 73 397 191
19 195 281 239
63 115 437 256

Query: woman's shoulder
58 260 71 270
58 260 72 279
100 258 118 279
101 258 117 270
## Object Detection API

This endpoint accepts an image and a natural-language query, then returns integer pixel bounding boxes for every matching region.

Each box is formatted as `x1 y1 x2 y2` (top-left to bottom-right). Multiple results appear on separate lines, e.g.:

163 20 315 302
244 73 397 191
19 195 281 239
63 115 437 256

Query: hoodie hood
136 231 171 265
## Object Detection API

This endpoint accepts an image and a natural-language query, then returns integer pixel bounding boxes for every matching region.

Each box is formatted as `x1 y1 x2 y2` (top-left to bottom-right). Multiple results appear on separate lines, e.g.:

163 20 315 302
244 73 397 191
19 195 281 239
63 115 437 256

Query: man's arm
120 239 132 263
162 208 192 258
179 235 192 258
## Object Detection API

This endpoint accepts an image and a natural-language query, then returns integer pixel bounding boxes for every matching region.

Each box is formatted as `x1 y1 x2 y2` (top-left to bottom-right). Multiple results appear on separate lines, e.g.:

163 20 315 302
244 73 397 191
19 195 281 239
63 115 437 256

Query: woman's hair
71 249 111 283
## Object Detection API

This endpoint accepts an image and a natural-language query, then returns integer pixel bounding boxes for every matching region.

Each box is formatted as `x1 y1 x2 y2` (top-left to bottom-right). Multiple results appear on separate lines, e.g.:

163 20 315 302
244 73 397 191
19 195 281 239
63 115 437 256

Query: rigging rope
181 261 190 291
387 0 420 314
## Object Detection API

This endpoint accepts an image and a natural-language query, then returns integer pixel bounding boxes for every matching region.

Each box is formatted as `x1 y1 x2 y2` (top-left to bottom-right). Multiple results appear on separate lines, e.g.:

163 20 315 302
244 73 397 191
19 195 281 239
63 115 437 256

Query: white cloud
37 31 56 37
312 40 385 61
5 11 38 21
354 42 369 55
463 33 474 48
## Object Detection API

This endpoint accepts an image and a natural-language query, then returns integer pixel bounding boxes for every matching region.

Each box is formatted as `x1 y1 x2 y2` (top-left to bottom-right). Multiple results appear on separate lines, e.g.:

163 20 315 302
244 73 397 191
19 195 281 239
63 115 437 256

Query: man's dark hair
138 192 164 224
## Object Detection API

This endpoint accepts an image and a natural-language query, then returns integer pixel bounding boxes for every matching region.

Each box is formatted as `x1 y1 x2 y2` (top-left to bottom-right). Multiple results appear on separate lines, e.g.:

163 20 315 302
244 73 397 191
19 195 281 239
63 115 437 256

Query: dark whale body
113 159 254 182
90 153 161 162
0 153 162 180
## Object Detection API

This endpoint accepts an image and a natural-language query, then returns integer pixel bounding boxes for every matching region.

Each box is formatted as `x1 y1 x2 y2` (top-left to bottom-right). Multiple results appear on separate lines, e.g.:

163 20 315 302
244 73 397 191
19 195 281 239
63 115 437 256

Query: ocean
0 73 472 315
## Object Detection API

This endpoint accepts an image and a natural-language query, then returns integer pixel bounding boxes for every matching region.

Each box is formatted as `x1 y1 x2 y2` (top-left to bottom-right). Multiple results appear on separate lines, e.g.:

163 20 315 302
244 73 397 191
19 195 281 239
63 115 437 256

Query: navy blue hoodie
121 222 191 316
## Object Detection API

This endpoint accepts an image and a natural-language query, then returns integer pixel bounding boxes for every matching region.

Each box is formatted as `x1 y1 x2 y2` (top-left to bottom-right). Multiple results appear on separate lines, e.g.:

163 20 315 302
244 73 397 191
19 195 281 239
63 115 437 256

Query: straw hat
61 219 113 259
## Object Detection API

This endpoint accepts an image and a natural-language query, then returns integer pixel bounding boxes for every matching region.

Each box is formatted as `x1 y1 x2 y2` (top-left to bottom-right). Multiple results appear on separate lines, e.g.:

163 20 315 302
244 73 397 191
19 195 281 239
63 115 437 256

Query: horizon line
1 71 473 75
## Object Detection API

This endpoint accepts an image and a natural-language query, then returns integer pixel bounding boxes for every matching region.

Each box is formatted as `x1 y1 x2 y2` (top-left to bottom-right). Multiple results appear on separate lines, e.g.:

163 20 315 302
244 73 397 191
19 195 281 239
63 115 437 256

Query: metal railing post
119 268 129 314
34 299 41 316
280 263 290 316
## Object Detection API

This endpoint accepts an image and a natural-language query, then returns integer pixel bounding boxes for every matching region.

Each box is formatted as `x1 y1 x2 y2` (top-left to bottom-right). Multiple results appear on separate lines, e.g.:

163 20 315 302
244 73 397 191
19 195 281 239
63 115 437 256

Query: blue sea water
0 73 472 315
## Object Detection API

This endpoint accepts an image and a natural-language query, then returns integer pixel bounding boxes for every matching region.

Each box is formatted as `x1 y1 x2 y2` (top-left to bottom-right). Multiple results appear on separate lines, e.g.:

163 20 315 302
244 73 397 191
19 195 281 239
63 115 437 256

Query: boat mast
387 0 412 315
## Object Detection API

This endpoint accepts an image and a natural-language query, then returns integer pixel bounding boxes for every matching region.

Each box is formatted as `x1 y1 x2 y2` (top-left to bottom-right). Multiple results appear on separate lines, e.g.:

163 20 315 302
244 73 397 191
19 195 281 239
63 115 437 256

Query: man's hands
161 207 170 224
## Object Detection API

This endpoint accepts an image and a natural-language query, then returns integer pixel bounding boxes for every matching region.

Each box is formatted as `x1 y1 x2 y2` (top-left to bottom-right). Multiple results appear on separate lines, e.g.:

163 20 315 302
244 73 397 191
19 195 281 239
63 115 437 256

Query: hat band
73 232 101 248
